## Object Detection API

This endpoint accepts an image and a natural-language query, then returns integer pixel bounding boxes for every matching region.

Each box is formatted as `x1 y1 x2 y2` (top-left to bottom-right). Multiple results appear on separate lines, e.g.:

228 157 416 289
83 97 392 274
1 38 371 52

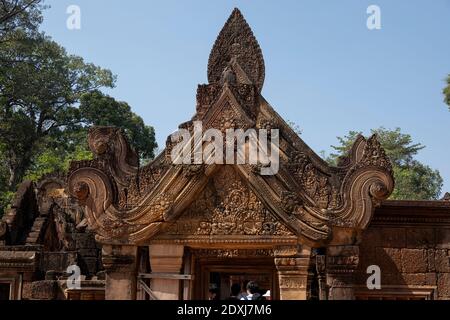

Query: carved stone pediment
68 8 394 247
155 166 294 240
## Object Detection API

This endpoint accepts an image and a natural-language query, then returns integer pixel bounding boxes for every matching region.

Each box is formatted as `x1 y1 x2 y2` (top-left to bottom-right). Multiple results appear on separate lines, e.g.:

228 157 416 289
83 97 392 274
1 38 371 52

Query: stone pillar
274 245 311 300
102 245 138 300
326 245 359 300
316 254 327 300
149 244 184 300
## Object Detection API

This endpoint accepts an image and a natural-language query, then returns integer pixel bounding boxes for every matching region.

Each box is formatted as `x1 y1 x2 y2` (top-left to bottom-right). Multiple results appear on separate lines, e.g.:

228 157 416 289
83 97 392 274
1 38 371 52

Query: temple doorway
192 254 279 300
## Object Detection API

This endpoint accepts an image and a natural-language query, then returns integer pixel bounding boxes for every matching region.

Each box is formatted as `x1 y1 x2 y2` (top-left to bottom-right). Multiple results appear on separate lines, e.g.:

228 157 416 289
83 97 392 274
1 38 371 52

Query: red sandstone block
401 249 428 273
400 273 436 286
427 249 436 272
376 247 403 273
437 273 450 297
435 250 450 273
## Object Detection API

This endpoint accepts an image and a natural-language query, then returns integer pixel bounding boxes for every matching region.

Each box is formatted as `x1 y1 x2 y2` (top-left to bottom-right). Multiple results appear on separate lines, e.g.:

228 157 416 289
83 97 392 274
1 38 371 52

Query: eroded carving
208 8 265 92
164 167 293 236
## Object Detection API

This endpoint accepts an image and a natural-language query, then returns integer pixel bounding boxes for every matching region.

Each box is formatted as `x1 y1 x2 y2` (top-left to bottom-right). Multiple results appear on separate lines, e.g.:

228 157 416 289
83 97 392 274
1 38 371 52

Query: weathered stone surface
74 233 97 249
401 249 428 273
361 228 381 247
400 273 436 286
435 249 450 273
31 280 57 300
380 228 406 248
41 252 77 272
406 228 435 248
381 273 403 286
376 248 402 273
437 273 450 297
361 227 406 249
427 249 436 272
436 228 450 249
78 248 99 258
21 282 32 300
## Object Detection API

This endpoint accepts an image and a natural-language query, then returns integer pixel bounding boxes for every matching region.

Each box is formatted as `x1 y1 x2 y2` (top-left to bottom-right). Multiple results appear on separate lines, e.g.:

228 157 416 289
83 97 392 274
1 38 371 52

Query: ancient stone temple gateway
1 8 449 300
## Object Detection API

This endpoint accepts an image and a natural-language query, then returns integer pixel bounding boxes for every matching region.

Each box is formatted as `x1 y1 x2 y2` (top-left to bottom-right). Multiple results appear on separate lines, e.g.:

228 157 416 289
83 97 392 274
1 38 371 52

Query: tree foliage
328 127 443 200
0 0 45 42
444 74 450 108
0 0 157 217
79 90 157 160
0 33 115 187
286 120 302 136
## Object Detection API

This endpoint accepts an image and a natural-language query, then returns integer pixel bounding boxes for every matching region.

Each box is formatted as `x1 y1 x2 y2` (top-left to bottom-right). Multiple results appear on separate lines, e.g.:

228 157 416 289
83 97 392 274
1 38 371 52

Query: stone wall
356 200 450 300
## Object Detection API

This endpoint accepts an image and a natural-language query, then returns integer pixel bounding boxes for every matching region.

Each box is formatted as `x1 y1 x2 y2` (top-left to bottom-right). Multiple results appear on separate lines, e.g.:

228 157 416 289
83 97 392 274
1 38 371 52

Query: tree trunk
7 154 30 190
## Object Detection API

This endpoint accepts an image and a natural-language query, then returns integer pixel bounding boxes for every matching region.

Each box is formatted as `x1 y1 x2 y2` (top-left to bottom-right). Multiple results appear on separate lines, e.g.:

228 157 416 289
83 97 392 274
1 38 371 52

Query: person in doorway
208 284 219 300
228 283 242 300
238 280 250 300
240 281 265 301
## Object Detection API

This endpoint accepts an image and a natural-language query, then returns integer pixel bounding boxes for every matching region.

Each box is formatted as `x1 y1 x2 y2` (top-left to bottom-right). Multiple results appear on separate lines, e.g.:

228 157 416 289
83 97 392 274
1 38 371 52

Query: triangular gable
155 166 295 240
68 8 394 247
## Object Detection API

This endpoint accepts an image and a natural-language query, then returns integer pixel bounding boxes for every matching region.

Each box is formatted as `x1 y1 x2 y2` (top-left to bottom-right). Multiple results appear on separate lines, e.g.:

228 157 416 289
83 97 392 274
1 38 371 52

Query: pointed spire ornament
207 8 265 92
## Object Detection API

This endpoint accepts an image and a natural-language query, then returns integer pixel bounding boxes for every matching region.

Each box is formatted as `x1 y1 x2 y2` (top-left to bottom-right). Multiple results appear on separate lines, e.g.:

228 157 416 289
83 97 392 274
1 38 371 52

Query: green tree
0 0 45 42
24 91 159 182
79 90 157 160
287 120 302 136
444 74 450 108
0 34 115 188
0 0 157 194
0 151 14 217
328 127 443 200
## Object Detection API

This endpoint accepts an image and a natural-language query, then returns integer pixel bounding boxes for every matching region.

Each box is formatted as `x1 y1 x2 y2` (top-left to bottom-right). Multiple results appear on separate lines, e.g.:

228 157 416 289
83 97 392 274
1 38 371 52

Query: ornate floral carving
193 249 274 258
278 276 307 289
164 167 293 236
212 103 247 131
257 116 278 132
208 8 265 92
360 134 392 172
196 84 222 120
281 191 300 214
326 245 360 274
286 151 337 210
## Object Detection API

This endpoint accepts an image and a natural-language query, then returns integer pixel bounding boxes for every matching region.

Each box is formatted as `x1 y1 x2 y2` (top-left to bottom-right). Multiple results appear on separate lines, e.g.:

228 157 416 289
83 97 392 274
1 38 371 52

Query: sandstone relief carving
68 8 394 247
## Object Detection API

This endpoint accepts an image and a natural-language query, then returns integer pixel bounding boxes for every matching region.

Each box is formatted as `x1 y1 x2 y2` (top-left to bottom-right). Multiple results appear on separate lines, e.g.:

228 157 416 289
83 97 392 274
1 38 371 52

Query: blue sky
40 0 450 194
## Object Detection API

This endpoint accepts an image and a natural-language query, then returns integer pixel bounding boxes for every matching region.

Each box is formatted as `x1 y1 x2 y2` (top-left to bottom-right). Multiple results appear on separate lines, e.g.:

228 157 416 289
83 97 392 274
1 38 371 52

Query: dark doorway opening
0 283 11 300
194 256 278 300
